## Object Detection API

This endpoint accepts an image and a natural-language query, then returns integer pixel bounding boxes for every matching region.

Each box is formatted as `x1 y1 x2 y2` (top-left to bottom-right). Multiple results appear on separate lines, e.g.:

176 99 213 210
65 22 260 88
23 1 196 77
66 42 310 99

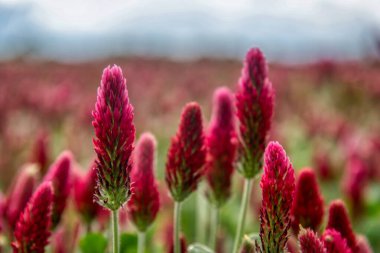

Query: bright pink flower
30 131 49 176
291 168 324 234
73 162 103 224
5 164 38 230
43 151 72 228
342 153 368 216
298 229 326 253
12 182 53 253
165 102 206 202
128 133 160 232
92 65 135 210
322 229 352 253
356 235 373 253
257 141 295 253
235 48 275 178
326 200 356 251
205 87 237 207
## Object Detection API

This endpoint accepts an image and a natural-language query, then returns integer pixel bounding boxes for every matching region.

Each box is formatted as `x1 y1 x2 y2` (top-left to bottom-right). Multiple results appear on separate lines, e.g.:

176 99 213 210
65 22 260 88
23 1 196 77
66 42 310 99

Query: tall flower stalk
256 141 295 253
128 133 160 253
92 65 135 253
165 102 206 253
205 87 237 249
233 48 274 253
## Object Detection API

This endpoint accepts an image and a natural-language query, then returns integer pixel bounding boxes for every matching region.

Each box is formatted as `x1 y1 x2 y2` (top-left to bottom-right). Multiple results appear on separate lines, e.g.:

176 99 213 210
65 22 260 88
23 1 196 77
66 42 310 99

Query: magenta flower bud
235 48 274 178
165 102 206 202
5 164 38 230
356 235 373 253
298 228 326 253
326 200 356 251
92 65 135 210
30 131 49 176
257 141 295 253
205 87 238 207
128 133 160 232
291 168 324 234
342 154 368 216
322 229 352 253
43 151 72 228
73 162 102 224
12 182 54 253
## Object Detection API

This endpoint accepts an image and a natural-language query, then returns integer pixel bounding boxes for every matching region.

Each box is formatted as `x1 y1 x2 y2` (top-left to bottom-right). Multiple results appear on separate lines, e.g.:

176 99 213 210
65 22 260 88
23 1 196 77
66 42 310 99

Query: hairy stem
112 209 119 253
174 201 182 253
232 178 253 253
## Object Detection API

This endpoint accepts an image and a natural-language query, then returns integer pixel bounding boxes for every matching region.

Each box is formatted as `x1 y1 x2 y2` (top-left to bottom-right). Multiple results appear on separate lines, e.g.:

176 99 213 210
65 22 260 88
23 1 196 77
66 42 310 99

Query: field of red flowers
0 51 379 253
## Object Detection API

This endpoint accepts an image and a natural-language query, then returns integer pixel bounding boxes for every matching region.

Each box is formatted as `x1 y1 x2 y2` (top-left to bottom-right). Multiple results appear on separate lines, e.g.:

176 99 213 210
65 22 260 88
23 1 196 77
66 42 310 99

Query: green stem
196 184 207 243
209 206 219 250
232 178 253 253
138 231 146 253
112 209 119 253
174 201 182 253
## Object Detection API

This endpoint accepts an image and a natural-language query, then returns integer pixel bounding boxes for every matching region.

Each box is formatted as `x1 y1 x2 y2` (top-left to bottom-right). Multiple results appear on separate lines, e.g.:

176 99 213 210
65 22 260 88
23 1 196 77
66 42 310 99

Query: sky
0 0 380 62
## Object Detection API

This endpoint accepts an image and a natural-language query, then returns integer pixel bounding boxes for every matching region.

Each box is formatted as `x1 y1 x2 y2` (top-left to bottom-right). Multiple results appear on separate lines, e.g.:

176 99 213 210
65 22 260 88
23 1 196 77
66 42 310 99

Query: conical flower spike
326 200 356 251
322 229 352 253
43 151 72 228
92 65 135 210
165 102 206 202
205 87 237 207
298 228 326 253
257 141 295 253
128 133 160 232
235 48 274 178
291 168 324 234
12 182 54 253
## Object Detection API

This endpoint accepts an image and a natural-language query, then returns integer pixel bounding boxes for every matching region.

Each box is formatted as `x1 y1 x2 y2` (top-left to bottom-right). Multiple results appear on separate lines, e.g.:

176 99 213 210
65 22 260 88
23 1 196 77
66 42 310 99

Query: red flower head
92 65 135 210
257 141 295 253
326 200 356 251
12 182 54 253
73 162 103 224
322 229 352 253
165 102 206 202
356 235 373 253
298 228 326 253
235 48 274 178
5 164 38 230
43 151 72 228
291 168 324 234
342 153 368 216
128 132 160 232
205 87 238 207
30 131 49 176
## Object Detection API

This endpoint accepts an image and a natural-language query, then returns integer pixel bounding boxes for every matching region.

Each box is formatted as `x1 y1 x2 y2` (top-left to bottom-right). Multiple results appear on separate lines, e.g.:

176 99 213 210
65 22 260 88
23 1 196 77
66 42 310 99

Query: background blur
1 0 380 252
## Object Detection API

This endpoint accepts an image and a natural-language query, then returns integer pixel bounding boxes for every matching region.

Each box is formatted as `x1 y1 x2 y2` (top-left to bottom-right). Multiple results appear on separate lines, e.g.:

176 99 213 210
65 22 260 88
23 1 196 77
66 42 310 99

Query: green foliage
120 233 138 253
79 233 108 253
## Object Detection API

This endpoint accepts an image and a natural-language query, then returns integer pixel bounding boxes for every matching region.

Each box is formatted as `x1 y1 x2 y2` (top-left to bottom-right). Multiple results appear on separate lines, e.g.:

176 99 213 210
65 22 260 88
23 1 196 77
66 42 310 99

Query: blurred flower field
0 55 379 252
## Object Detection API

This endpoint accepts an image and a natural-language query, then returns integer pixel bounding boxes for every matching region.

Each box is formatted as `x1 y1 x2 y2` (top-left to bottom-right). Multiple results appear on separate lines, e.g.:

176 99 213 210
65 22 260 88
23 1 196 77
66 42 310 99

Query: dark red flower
205 87 237 207
291 168 324 234
43 151 72 228
257 141 295 253
165 102 206 202
322 229 352 253
298 228 326 253
73 162 103 224
12 182 53 253
235 48 274 178
30 131 49 176
92 65 135 210
326 200 356 251
128 133 160 232
5 164 38 230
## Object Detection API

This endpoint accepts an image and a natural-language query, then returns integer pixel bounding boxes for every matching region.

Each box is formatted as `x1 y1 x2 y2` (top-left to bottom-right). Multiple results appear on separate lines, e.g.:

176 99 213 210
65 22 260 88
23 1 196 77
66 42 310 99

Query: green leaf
79 233 108 253
120 232 138 253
